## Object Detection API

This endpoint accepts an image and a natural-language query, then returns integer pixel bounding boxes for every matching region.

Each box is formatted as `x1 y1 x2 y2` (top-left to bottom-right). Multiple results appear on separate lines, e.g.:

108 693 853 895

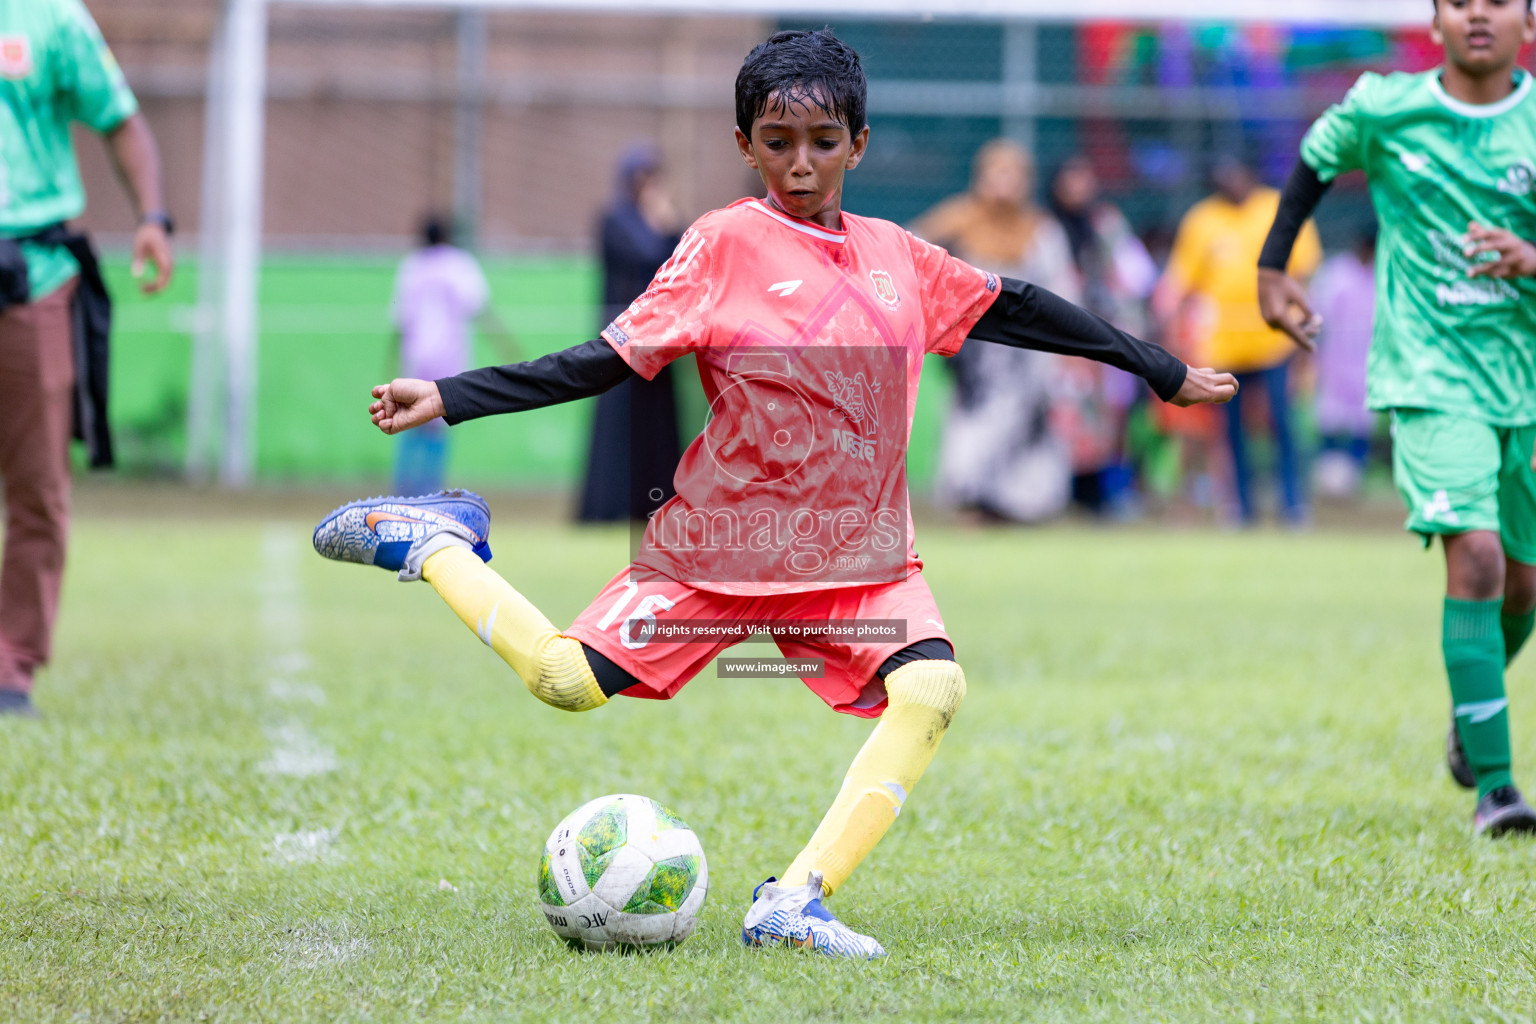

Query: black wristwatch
141 210 175 236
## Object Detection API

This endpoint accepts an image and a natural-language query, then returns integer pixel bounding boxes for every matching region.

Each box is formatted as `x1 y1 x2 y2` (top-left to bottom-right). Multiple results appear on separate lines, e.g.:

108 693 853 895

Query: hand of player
130 222 173 294
1257 267 1322 353
1465 223 1536 279
1169 366 1239 407
370 378 446 434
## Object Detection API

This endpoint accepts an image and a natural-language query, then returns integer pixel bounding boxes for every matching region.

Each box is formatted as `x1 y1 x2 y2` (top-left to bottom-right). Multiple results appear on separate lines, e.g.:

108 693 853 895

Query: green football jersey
0 0 137 300
1302 69 1536 425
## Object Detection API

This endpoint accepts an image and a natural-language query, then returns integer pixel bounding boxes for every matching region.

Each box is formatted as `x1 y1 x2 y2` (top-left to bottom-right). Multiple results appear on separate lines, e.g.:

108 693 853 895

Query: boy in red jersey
314 30 1236 958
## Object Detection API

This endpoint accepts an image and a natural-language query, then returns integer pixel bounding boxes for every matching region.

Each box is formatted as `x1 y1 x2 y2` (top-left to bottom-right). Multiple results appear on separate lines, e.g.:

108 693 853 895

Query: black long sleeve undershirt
435 277 1189 423
436 337 632 426
1259 159 1333 272
970 276 1187 402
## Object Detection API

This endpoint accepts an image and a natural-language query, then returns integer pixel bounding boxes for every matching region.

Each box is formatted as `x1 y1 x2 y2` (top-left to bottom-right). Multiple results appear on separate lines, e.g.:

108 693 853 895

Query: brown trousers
0 280 76 692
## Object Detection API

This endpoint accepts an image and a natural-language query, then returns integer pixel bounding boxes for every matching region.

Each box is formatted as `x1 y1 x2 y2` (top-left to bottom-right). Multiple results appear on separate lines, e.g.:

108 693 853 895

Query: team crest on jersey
0 36 32 80
869 270 900 309
1498 161 1536 197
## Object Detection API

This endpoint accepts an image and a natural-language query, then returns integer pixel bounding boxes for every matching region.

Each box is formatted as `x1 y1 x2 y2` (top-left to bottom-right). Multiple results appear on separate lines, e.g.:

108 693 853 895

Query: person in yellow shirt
1160 156 1322 526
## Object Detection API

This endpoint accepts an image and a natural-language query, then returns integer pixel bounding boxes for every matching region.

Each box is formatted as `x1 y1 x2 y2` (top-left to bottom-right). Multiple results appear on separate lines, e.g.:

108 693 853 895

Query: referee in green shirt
0 0 173 717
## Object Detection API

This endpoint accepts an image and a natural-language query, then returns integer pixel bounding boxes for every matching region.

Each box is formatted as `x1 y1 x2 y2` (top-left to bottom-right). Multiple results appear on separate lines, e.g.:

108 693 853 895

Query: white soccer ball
538 793 708 952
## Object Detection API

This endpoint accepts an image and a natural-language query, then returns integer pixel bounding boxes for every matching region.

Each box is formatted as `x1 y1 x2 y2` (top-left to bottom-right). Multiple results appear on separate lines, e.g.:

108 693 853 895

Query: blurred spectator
0 0 173 717
391 214 506 495
1158 156 1321 526
1048 156 1158 516
913 139 1081 524
578 144 684 522
1309 225 1378 501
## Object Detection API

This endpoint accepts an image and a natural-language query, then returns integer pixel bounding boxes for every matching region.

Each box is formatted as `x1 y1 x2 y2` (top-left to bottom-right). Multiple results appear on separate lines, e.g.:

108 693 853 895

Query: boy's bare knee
1445 532 1506 600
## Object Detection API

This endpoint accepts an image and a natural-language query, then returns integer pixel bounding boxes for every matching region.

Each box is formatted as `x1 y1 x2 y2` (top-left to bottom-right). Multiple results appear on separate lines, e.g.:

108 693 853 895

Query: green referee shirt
0 0 138 301
1301 69 1536 426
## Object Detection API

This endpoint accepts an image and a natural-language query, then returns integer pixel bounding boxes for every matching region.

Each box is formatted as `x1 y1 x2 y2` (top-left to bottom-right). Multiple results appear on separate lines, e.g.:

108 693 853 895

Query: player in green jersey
1258 0 1536 836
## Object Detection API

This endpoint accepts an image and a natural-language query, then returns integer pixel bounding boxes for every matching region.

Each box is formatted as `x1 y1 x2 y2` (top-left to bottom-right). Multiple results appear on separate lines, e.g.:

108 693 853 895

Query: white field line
267 678 327 705
259 721 339 777
258 526 345 868
278 921 372 970
259 531 367 967
267 649 326 705
272 826 343 865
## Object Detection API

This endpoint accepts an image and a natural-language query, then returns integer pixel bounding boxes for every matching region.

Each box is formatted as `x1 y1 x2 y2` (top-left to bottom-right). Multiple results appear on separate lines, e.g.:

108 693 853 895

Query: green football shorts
1391 408 1536 564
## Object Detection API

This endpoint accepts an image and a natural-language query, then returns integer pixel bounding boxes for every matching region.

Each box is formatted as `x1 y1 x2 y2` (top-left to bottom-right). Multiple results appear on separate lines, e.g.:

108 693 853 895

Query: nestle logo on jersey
1436 278 1516 307
831 428 876 462
824 369 881 436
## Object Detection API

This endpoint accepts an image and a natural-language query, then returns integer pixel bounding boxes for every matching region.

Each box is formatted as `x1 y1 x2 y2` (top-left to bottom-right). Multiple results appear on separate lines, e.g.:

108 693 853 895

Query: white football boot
741 872 887 959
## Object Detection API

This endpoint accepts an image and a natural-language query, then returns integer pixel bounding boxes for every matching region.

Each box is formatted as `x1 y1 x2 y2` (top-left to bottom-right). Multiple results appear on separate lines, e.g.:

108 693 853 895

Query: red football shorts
564 567 952 719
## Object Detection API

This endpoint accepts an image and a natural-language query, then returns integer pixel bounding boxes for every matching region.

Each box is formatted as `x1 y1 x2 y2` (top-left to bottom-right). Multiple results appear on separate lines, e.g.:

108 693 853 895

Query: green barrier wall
103 255 955 490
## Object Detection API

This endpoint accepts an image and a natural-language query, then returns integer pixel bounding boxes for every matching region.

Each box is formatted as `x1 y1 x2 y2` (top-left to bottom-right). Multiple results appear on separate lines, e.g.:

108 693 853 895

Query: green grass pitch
4 508 1536 1022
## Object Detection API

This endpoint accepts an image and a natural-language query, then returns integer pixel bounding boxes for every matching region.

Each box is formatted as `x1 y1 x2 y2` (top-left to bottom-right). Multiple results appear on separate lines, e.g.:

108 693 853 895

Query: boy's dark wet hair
735 30 867 139
420 214 451 247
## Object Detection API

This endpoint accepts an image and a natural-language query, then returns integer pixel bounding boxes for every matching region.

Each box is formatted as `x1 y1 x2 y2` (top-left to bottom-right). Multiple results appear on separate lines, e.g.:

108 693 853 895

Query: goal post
198 0 268 486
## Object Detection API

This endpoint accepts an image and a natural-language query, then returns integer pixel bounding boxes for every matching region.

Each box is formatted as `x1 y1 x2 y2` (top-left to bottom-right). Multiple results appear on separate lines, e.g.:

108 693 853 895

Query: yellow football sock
780 659 966 895
422 545 607 712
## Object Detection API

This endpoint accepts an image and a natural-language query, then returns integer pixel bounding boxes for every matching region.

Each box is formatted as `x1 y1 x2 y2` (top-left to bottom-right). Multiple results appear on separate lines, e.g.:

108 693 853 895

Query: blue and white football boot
741 872 887 959
313 489 492 581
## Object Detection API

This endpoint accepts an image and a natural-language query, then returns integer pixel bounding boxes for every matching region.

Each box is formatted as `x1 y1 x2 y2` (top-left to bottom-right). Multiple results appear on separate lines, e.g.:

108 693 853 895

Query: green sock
1502 608 1536 665
1446 598 1513 798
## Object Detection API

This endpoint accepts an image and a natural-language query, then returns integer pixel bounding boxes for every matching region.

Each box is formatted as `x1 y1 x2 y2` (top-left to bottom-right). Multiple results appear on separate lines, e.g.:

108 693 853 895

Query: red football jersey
602 198 999 595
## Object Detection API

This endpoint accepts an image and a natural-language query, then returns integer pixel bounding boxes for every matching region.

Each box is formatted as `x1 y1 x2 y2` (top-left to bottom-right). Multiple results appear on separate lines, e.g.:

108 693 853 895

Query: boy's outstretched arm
967 276 1237 406
368 337 635 434
1258 160 1333 351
